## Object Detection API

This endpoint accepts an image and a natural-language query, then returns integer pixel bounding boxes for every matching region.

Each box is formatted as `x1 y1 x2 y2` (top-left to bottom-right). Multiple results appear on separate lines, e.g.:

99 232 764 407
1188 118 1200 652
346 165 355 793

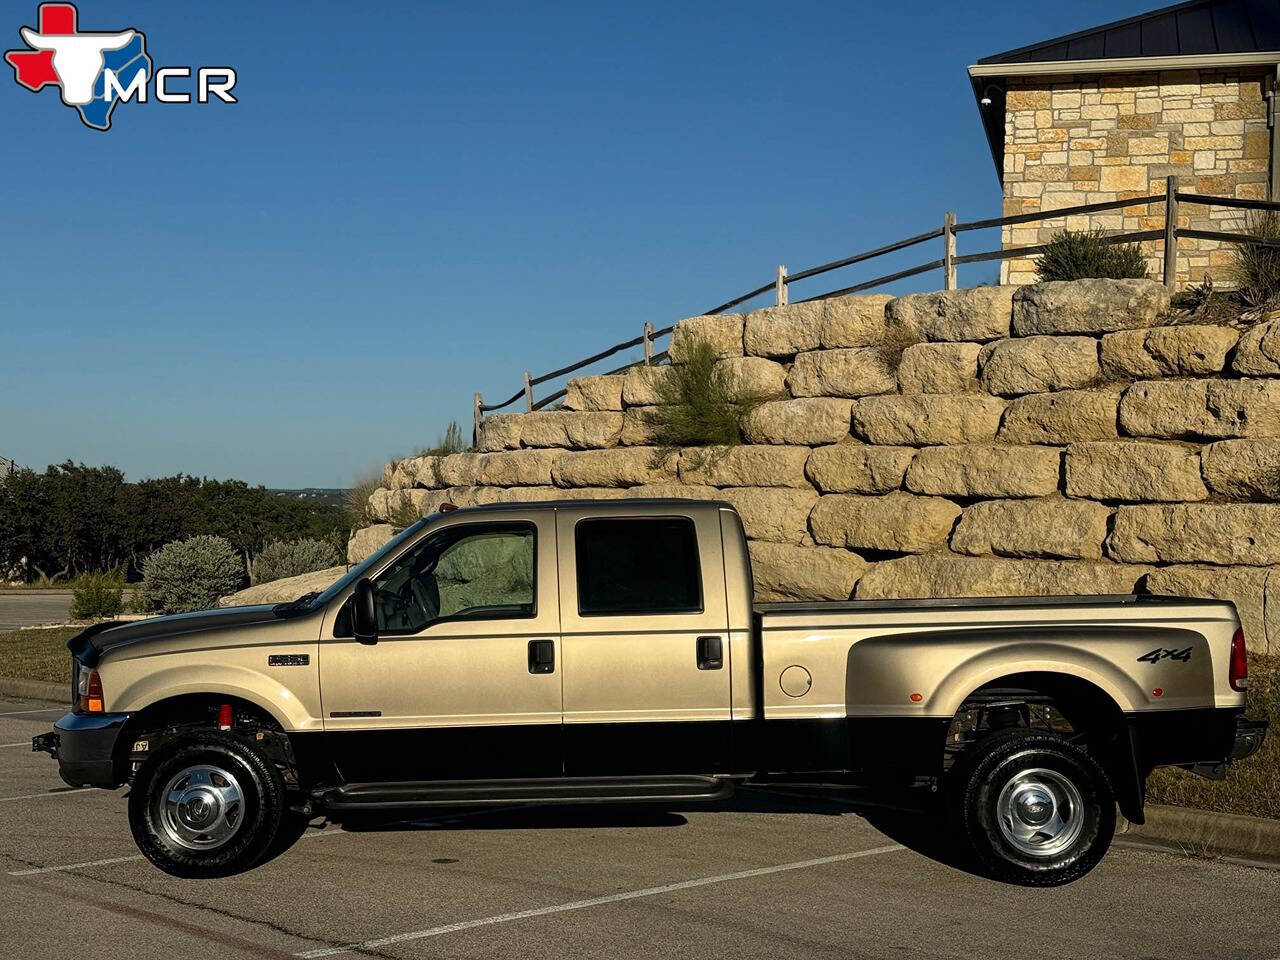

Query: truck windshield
308 518 430 608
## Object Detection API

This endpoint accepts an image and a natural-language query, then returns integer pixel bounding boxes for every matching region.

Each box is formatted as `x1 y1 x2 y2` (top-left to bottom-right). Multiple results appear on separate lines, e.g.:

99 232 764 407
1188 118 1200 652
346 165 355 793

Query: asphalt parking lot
1 695 1278 960
0 592 73 630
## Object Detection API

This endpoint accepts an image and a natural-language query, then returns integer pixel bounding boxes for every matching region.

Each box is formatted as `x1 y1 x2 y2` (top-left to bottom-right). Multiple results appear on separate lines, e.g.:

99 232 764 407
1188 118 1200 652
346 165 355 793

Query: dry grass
1147 653 1279 821
0 627 79 684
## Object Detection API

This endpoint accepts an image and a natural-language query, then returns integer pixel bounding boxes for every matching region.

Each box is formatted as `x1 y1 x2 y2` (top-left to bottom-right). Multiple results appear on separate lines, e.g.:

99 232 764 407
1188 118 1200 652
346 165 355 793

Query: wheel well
948 672 1144 824
115 694 284 782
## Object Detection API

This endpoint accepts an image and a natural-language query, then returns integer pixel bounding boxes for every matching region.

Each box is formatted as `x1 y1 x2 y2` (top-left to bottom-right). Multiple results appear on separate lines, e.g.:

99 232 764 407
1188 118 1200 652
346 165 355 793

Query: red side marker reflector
909 693 923 703
218 703 233 730
1152 688 1163 698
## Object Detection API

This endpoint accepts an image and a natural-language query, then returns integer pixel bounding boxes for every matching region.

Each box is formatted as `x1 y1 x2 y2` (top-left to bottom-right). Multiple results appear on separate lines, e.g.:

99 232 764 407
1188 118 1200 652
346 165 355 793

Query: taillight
81 668 104 713
1229 628 1248 693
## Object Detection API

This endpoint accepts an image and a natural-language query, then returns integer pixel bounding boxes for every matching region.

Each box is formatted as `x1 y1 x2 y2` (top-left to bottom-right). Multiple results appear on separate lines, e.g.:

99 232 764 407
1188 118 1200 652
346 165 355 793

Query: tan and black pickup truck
35 499 1265 885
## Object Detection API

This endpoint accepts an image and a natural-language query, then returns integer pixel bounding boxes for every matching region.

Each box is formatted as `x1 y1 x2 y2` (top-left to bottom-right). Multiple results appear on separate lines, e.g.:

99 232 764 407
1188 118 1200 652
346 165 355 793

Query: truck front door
555 504 733 776
318 513 562 782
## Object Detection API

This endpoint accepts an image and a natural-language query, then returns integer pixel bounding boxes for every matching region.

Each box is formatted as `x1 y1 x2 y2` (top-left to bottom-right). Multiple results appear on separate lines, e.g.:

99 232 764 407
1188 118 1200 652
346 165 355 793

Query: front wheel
128 731 285 878
952 729 1115 886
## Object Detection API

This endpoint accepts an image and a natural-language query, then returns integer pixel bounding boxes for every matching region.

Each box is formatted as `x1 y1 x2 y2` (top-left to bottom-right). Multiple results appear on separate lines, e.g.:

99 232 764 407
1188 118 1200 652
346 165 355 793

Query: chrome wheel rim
157 764 245 852
995 765 1085 858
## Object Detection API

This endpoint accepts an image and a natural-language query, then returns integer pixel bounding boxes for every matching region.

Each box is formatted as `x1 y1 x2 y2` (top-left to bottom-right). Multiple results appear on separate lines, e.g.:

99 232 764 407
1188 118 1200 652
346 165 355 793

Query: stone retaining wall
354 278 1280 653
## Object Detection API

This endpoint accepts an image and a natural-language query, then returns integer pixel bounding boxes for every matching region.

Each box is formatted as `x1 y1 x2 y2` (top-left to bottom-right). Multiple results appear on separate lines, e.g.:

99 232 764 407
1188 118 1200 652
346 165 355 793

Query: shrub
345 469 383 531
420 420 468 457
1035 229 1149 282
251 538 339 585
135 536 244 614
387 491 421 530
70 572 124 620
649 339 763 450
1227 210 1280 309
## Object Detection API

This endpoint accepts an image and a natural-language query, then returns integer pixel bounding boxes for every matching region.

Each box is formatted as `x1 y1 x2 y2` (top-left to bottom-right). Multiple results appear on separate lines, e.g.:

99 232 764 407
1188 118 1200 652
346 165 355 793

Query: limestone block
475 450 560 487
719 487 819 544
743 300 824 357
223 566 347 607
1012 279 1171 335
551 448 677 488
743 398 854 446
855 553 1150 600
786 348 897 398
898 342 981 394
347 524 394 564
620 405 666 446
1201 439 1280 499
1100 325 1239 378
1065 441 1207 502
905 445 1061 498
806 444 915 493
477 413 522 452
1234 318 1280 375
1145 565 1276 653
464 485 628 504
389 455 437 490
852 395 1007 446
748 541 867 602
517 411 625 449
715 356 788 401
564 375 625 412
809 493 961 554
979 336 1101 396
436 452 483 487
670 313 744 360
998 389 1121 443
820 294 894 348
1108 503 1280 565
624 483 721 501
1118 379 1280 439
950 497 1111 560
677 445 812 488
884 286 1014 343
622 366 673 407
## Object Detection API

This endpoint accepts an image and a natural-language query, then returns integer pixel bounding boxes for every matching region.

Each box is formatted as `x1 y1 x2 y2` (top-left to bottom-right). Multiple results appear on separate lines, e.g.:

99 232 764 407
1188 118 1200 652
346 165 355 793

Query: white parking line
0 707 62 717
6 803 533 875
296 843 906 958
9 855 144 876
0 787 97 803
0 741 34 748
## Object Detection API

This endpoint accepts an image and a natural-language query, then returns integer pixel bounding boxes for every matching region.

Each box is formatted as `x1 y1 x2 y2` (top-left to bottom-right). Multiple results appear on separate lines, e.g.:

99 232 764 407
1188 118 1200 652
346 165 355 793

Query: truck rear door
555 503 733 776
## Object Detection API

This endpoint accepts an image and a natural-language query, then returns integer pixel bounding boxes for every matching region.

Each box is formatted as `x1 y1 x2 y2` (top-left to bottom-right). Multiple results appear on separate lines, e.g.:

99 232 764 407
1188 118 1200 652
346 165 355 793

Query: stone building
969 0 1280 285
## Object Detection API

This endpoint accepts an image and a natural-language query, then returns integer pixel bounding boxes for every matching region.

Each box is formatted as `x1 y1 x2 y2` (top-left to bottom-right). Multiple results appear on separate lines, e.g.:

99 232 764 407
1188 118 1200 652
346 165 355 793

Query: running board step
316 775 735 810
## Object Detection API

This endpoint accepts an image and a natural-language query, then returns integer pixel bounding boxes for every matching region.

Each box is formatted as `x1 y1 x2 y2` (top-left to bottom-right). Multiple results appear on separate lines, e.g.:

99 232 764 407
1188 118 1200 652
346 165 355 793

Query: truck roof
438 497 736 516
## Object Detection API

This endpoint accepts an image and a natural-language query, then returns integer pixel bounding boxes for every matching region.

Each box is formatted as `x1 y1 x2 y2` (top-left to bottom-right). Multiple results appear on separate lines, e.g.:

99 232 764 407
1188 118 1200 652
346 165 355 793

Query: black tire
950 729 1115 887
128 731 285 879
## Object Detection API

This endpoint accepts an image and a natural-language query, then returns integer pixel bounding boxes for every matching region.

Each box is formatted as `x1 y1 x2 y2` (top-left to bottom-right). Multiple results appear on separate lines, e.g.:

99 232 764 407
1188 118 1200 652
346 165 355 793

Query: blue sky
2 0 1153 488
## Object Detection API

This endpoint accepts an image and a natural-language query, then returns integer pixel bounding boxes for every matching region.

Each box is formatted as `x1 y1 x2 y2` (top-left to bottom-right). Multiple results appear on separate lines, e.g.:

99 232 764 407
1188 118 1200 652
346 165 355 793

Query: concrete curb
1121 803 1280 866
0 676 65 703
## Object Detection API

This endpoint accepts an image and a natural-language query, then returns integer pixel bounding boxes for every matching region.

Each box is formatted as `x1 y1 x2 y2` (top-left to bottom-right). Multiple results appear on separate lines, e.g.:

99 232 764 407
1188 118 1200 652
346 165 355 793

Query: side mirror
352 578 378 644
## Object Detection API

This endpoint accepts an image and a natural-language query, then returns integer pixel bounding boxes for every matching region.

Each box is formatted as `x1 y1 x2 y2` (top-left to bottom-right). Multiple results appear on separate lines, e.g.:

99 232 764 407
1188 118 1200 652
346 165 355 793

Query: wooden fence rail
473 177 1280 441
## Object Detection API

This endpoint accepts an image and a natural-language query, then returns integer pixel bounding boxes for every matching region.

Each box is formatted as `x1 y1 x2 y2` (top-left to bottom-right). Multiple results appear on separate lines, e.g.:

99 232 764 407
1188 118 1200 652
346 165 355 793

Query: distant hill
270 488 348 509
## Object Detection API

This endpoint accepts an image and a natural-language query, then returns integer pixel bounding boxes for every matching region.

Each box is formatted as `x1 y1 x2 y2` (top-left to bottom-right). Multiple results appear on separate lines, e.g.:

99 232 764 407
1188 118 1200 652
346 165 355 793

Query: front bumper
35 712 129 788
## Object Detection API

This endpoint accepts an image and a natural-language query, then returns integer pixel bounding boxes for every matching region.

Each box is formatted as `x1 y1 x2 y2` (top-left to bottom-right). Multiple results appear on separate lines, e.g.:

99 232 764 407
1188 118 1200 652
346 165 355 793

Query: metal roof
970 0 1280 179
979 0 1280 64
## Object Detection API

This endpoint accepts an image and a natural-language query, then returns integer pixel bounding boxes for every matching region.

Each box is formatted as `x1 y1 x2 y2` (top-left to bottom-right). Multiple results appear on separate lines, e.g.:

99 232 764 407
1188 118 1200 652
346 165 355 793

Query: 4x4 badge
1137 647 1192 664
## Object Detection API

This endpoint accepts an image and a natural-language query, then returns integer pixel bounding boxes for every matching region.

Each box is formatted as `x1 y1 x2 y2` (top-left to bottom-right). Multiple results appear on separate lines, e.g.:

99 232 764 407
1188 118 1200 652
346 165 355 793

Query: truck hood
69 605 294 666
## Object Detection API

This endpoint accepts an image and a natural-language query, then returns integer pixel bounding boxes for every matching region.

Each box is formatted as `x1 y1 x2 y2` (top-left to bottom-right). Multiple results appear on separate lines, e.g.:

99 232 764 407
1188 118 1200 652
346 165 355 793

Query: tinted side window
575 517 701 616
